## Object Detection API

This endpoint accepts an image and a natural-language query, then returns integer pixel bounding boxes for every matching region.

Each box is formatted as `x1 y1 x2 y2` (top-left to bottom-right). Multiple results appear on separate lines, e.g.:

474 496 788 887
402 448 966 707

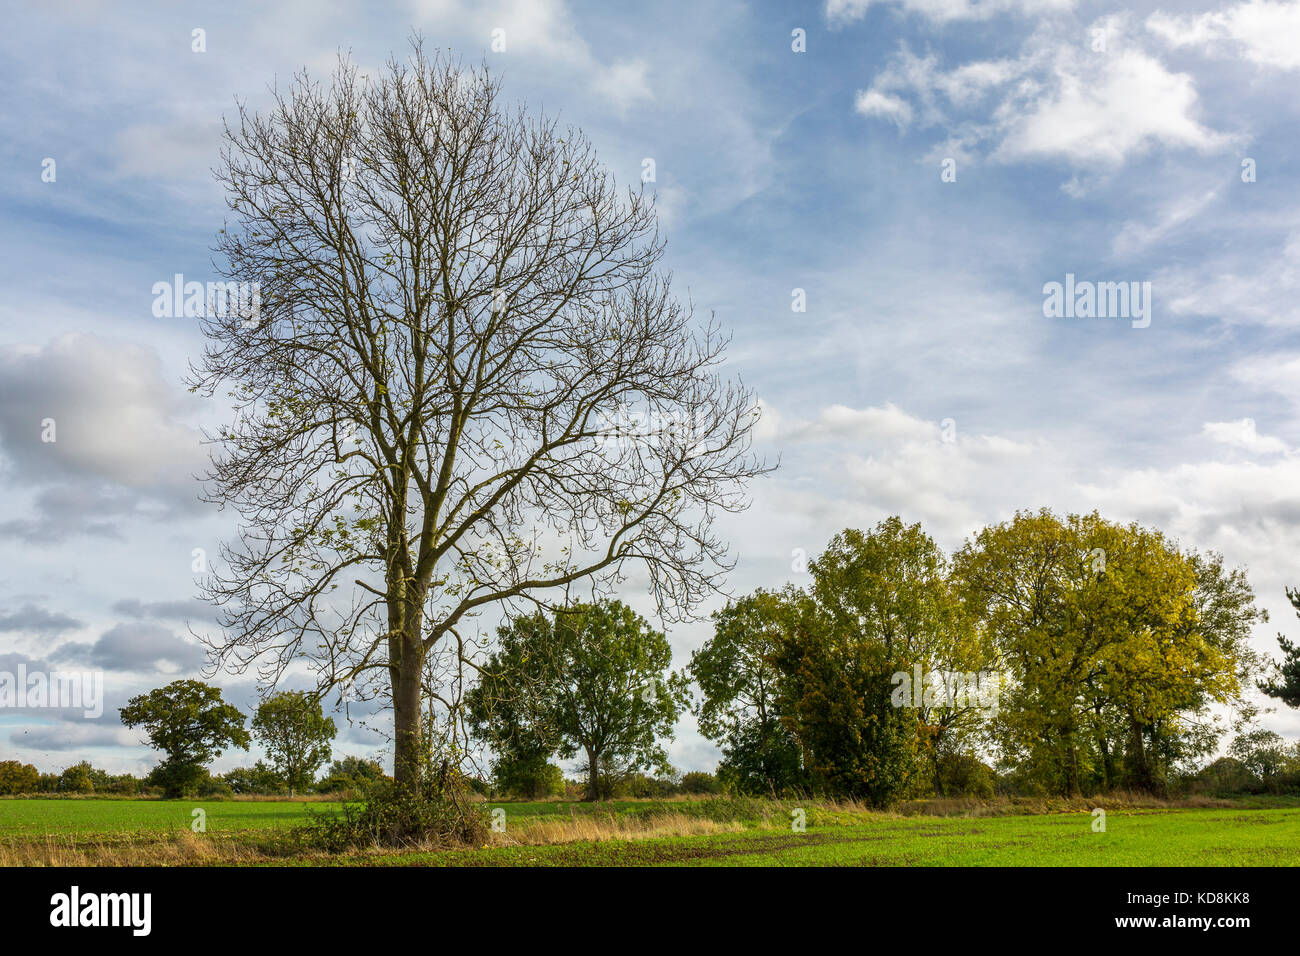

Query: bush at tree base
295 764 487 850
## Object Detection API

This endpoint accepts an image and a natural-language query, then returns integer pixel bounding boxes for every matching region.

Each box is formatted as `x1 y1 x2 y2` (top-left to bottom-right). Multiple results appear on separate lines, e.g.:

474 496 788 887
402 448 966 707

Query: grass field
2 797 1297 866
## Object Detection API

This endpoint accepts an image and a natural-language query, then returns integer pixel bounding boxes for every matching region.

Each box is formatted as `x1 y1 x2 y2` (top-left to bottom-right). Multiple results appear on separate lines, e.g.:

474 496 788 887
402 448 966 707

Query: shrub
101 774 140 795
317 756 386 795
295 765 487 850
224 761 287 795
614 772 681 798
936 752 996 799
146 762 209 799
680 771 722 795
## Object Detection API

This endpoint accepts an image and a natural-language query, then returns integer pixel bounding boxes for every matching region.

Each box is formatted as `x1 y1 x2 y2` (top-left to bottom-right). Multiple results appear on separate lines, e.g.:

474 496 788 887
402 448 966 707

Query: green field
0 798 317 836
3 799 1298 866
376 808 1300 867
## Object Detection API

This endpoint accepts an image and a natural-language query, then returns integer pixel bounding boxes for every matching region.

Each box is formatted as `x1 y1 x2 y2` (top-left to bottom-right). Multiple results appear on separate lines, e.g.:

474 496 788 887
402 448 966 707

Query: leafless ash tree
191 40 767 784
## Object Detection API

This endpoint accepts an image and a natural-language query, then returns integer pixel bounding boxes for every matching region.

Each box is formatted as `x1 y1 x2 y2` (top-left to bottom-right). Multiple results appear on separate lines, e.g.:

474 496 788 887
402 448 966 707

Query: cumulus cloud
853 18 1230 170
21 723 139 752
0 335 205 543
1147 0 1300 71
56 623 206 675
0 604 82 634
1203 419 1288 454
854 89 914 127
752 399 1300 571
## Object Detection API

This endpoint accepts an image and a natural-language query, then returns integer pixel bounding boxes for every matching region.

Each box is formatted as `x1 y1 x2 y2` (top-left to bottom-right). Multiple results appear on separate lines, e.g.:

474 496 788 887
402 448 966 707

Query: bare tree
191 40 766 786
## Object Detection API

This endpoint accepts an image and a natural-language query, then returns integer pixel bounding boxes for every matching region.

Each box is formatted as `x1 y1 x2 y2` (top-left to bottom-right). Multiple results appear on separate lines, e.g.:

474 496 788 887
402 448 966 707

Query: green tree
690 588 806 795
776 519 970 806
490 755 566 799
119 680 250 798
224 761 287 795
1228 729 1290 783
0 761 41 795
466 614 566 799
57 761 96 793
679 771 721 794
319 756 387 794
252 691 336 796
468 601 688 801
953 510 1261 796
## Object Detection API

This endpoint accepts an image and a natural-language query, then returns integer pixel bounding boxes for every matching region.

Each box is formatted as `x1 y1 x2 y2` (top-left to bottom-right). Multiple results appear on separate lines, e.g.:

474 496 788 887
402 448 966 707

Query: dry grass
0 831 276 867
0 807 747 865
495 811 744 847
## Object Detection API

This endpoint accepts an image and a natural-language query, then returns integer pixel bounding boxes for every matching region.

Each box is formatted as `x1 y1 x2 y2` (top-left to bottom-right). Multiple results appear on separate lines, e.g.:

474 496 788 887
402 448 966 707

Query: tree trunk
392 619 426 789
585 747 599 802
1097 735 1113 792
1063 732 1081 797
1124 720 1155 794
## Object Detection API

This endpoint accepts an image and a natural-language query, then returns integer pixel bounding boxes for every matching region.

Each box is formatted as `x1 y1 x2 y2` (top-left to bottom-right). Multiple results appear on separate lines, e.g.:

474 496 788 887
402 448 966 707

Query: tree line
8 509 1300 807
468 510 1300 806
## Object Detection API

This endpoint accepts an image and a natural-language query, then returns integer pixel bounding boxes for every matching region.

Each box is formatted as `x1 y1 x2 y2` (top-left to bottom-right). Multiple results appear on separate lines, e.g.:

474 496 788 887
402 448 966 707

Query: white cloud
994 47 1229 165
1111 188 1220 257
1148 0 1300 70
0 335 203 492
114 121 223 182
854 20 1231 169
827 0 1074 25
1159 232 1300 327
1203 418 1289 453
854 89 914 127
410 0 652 111
771 402 940 444
0 335 205 542
1231 351 1300 406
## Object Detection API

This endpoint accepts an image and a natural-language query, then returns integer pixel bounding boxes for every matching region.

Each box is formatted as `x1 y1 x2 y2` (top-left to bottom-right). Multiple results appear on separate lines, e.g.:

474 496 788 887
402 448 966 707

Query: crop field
3 798 1298 867
382 808 1300 867
0 798 316 837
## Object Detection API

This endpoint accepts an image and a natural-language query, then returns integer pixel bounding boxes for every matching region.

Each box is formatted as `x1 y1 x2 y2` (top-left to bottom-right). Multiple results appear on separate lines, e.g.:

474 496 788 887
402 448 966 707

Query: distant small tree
680 771 721 795
57 762 96 793
488 754 564 801
468 601 689 801
101 773 140 796
319 756 387 794
252 691 336 796
492 757 565 799
224 761 288 795
0 761 41 795
120 680 250 798
1229 729 1290 782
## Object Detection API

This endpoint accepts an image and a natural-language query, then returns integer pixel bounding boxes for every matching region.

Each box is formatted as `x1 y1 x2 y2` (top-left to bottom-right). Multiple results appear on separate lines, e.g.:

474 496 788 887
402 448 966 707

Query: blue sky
3 0 1300 777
